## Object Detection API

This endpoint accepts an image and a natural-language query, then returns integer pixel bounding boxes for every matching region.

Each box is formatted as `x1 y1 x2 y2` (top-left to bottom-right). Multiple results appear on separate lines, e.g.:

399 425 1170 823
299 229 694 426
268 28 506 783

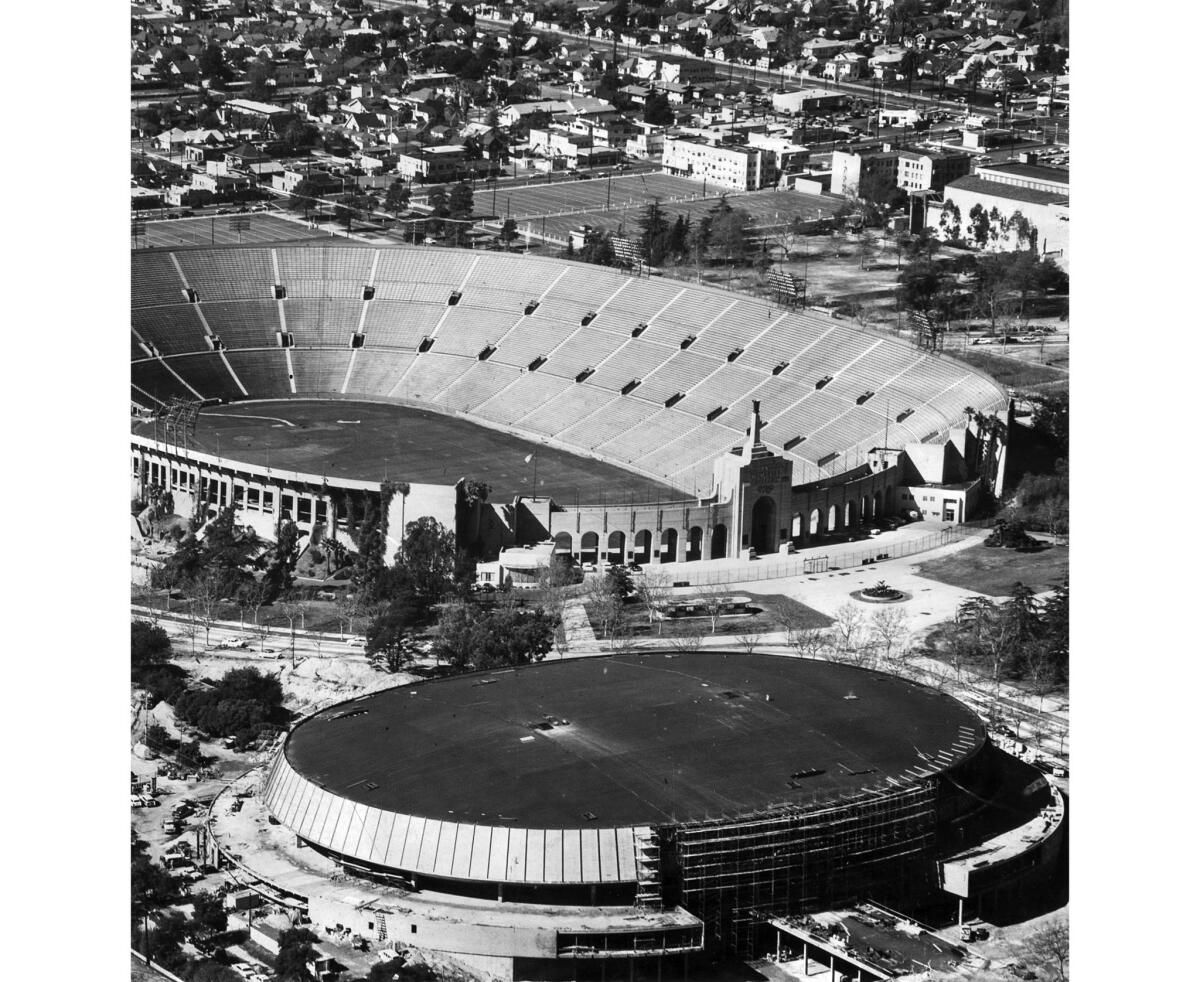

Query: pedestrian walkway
561 597 601 653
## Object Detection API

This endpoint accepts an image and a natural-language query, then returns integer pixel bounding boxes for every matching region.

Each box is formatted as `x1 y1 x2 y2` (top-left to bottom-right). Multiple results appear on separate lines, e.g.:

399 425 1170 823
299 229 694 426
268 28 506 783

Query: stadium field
133 212 332 249
132 399 685 505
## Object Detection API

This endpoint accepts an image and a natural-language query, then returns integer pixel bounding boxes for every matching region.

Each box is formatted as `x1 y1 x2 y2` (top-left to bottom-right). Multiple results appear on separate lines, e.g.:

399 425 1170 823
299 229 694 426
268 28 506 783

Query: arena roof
284 653 985 830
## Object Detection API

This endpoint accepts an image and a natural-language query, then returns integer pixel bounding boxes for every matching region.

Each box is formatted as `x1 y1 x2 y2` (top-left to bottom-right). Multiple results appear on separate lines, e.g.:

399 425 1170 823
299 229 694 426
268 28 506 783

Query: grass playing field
506 186 835 244
913 541 1068 596
133 212 333 249
137 399 686 505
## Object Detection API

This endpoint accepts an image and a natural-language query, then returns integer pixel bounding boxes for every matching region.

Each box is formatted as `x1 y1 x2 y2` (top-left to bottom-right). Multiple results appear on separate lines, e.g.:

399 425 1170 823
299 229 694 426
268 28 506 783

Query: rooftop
979 161 1070 184
945 175 1067 205
285 653 986 829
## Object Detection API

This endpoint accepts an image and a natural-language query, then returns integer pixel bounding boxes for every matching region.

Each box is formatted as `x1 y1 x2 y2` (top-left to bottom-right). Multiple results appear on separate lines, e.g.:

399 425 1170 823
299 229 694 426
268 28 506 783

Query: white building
475 542 557 590
662 137 775 191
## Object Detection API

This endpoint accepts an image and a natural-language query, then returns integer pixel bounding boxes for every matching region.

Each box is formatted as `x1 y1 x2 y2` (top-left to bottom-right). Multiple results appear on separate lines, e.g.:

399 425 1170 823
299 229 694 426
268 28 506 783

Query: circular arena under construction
209 653 1065 981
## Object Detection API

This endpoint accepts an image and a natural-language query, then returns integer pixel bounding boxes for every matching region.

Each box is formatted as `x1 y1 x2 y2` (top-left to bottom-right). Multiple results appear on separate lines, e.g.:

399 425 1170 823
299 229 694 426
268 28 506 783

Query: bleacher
277 246 375 295
291 350 355 393
131 245 1009 489
638 351 725 404
131 358 198 403
285 299 364 347
132 306 209 356
175 249 273 301
472 371 574 427
131 253 186 307
440 362 524 413
344 349 417 396
223 349 292 398
200 300 283 349
361 301 444 349
163 352 242 402
392 352 478 403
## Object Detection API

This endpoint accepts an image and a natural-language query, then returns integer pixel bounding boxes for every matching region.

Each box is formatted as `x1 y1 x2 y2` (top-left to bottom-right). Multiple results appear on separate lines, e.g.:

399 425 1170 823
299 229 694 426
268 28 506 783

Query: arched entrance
581 531 599 566
686 526 703 562
607 530 625 565
710 523 727 559
873 491 882 518
751 496 777 555
553 531 573 560
827 504 839 532
633 530 652 565
810 509 821 536
660 528 678 563
846 500 857 528
884 486 896 514
861 495 870 522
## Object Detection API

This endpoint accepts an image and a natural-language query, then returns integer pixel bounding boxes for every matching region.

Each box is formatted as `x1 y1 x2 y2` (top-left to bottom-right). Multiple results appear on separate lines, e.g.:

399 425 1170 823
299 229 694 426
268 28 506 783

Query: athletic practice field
132 212 333 249
502 186 836 244
134 399 685 505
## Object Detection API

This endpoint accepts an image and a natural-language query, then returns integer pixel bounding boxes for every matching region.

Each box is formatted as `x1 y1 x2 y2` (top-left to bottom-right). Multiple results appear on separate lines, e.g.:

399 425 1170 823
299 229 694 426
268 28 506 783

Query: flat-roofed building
662 137 775 191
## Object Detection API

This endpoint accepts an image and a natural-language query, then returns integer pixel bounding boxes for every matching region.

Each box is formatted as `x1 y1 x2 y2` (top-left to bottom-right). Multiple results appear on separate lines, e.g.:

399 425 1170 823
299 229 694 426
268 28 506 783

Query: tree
191 890 228 937
831 603 867 663
282 119 320 152
869 606 911 674
306 90 329 117
584 575 626 644
897 259 952 313
174 666 283 743
132 620 172 668
708 198 753 265
448 181 474 218
384 178 411 215
275 927 320 982
499 217 518 250
426 185 450 239
245 61 274 101
198 44 230 83
279 595 307 667
288 178 324 217
692 584 728 635
638 200 671 266
643 92 674 125
1025 918 1069 981
263 520 300 602
335 590 365 638
634 568 673 634
537 561 577 650
236 577 271 637
365 589 424 672
433 602 554 670
189 569 225 648
398 516 457 605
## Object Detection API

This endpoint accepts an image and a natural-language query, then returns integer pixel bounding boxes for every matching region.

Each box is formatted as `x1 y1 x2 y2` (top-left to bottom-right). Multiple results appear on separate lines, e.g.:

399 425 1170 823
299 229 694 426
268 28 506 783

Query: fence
646 527 966 589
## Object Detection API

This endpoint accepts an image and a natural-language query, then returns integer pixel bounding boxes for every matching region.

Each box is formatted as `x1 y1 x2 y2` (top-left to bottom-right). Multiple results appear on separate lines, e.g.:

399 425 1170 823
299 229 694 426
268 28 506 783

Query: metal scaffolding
666 782 939 957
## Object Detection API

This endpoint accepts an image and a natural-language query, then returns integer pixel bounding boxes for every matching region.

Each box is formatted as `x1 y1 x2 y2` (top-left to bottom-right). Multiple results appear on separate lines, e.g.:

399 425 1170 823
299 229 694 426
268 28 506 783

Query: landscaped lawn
584 591 832 641
913 541 1068 596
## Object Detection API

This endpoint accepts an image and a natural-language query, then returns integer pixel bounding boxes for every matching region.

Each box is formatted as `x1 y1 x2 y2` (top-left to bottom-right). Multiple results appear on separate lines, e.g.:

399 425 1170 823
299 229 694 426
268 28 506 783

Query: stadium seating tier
132 246 1008 489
